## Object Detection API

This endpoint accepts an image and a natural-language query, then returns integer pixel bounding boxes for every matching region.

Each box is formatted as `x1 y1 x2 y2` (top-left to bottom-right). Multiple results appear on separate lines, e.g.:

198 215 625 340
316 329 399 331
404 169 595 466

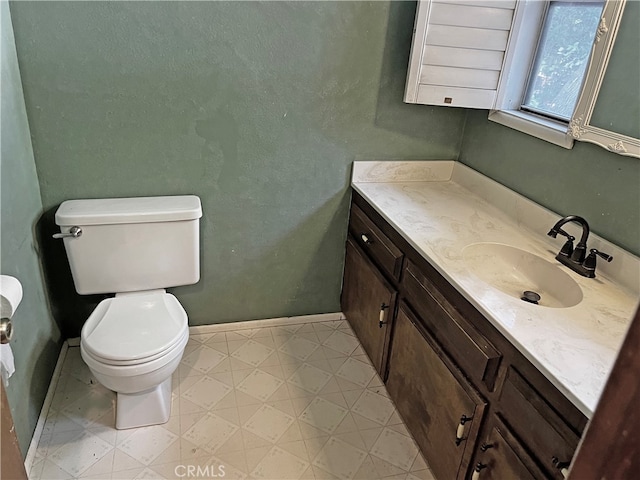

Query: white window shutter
405 0 518 109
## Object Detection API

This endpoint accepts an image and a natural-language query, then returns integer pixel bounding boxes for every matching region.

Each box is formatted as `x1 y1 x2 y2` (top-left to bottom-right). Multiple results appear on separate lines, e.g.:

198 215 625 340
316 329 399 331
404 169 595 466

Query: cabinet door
471 417 544 480
341 237 396 375
499 368 579 478
386 303 486 480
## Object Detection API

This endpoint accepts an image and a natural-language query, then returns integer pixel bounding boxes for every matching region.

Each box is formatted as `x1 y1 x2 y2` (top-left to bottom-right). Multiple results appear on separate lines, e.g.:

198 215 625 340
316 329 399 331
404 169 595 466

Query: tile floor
28 319 435 480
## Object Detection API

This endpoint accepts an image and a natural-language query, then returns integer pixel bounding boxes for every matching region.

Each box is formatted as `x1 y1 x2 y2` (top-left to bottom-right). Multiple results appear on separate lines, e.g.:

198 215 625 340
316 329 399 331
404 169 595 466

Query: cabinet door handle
552 456 570 478
455 414 472 446
361 233 373 244
471 462 486 480
379 303 389 328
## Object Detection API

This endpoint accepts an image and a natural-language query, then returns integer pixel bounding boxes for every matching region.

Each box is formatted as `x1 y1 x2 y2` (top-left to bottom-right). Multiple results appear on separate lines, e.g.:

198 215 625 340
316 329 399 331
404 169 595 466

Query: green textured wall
459 4 640 256
0 1 61 455
10 1 465 335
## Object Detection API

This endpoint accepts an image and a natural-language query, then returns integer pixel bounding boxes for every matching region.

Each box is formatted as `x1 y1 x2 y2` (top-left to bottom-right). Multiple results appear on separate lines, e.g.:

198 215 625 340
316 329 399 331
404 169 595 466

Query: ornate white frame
570 0 640 158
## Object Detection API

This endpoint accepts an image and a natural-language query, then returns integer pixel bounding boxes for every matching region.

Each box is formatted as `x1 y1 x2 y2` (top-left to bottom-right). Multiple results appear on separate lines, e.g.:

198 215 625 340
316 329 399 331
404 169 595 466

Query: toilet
54 195 202 429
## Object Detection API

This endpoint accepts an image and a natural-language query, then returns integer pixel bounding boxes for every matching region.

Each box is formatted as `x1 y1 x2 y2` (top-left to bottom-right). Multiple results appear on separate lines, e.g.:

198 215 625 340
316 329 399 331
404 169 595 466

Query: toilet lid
81 293 188 363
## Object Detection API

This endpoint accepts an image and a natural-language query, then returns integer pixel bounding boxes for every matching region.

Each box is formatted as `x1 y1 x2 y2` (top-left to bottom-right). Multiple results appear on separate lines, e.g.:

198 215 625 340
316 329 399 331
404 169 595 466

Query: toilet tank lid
55 195 202 226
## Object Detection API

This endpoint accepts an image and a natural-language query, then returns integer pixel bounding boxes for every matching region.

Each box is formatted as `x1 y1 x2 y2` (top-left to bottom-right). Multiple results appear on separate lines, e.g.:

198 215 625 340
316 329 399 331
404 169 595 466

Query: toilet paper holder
0 317 12 344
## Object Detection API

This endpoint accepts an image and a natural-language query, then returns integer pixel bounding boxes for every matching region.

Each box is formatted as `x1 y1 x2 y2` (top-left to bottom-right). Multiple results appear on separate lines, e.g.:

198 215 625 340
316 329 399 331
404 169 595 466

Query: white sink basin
462 243 583 309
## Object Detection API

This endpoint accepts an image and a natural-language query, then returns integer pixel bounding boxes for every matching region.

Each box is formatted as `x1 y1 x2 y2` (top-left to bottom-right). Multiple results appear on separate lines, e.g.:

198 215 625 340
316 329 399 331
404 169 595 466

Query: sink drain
521 291 541 305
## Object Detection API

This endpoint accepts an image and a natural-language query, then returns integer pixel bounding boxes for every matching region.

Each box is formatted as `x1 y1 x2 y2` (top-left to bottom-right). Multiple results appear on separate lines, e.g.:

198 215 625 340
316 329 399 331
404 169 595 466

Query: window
521 2 604 122
404 0 615 149
490 0 607 148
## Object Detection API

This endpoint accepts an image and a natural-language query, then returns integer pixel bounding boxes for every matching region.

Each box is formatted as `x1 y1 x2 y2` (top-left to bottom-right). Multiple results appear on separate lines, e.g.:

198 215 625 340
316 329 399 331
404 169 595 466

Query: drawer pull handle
361 233 373 244
471 462 486 480
552 457 570 478
455 414 472 446
379 303 389 328
480 443 494 452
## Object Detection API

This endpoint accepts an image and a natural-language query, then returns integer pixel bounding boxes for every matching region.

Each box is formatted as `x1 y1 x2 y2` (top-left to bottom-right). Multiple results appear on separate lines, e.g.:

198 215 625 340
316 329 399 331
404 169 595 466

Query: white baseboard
24 340 69 474
188 312 346 335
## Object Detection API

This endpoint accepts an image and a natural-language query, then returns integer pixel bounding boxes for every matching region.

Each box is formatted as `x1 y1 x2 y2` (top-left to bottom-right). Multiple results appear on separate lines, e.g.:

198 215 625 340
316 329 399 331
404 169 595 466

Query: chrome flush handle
53 226 83 239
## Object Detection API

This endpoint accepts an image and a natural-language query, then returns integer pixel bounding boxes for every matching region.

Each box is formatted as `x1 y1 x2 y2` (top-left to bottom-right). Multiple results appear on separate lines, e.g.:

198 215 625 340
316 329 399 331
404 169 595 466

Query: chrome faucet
547 215 612 278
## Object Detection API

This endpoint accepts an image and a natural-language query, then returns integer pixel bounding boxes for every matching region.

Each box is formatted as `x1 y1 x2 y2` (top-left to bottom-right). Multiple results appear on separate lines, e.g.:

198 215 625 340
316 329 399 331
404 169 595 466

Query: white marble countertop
352 161 639 417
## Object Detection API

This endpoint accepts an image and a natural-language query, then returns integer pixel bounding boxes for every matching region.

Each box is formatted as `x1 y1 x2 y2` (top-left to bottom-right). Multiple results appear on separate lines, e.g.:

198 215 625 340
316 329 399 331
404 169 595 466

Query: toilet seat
82 329 188 368
81 329 188 380
81 292 188 366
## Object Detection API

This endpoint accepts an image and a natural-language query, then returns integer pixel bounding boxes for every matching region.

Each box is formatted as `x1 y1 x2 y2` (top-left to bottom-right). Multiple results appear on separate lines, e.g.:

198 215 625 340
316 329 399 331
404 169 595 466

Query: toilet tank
55 195 202 295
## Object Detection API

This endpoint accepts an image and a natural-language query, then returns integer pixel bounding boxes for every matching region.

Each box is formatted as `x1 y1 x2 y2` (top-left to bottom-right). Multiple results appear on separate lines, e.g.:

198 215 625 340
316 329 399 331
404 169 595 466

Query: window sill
488 110 575 149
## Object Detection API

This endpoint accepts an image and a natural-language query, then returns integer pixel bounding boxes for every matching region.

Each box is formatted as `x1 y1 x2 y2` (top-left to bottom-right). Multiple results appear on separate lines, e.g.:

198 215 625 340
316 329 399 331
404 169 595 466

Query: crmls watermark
174 464 226 478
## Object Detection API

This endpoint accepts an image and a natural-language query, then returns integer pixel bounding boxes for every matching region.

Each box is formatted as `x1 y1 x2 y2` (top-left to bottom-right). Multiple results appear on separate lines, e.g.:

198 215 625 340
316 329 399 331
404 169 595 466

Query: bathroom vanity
341 161 638 480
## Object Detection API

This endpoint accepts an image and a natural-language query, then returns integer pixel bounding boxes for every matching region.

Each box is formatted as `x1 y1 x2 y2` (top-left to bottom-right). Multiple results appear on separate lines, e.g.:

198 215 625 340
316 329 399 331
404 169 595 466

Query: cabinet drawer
348 203 403 281
499 368 579 479
403 261 501 390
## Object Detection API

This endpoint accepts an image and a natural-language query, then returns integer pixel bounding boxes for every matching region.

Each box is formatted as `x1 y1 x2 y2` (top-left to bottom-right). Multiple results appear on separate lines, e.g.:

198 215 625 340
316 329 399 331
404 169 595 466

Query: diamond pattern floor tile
236 368 284 401
312 436 367 480
231 339 275 366
181 375 232 410
351 390 396 426
278 335 321 361
299 397 348 434
117 425 179 466
288 363 332 394
322 331 360 356
335 358 376 388
30 319 432 480
48 431 113 477
182 412 239 454
243 404 295 443
251 446 310 479
181 346 227 374
370 427 419 471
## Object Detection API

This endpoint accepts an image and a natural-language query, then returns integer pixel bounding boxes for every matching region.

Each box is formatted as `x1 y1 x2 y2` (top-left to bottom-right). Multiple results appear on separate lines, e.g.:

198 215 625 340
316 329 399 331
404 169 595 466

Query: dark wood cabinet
498 368 579 479
471 416 544 480
386 304 486 480
341 193 587 480
403 260 502 391
341 237 396 375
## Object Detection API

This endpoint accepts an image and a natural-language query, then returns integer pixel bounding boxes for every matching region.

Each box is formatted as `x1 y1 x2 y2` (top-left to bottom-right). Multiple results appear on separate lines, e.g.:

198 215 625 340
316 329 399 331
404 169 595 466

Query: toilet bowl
55 195 202 429
80 290 189 429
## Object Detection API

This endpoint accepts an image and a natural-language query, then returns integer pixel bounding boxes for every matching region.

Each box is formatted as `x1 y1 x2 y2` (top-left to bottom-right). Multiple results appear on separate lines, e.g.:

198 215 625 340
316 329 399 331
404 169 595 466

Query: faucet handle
583 248 613 274
590 249 613 262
